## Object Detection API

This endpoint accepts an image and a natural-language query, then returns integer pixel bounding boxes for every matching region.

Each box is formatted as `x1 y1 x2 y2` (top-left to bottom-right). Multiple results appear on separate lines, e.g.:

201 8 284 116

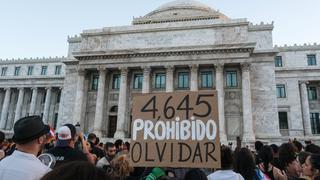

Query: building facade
0 0 319 144
0 57 65 131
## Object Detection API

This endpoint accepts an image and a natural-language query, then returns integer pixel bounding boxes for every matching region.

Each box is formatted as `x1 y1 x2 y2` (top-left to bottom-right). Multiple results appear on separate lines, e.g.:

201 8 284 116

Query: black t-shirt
46 146 88 168
88 141 105 159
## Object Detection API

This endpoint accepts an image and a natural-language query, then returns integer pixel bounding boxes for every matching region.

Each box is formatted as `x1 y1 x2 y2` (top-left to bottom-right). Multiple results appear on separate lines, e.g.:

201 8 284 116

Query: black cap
12 116 50 144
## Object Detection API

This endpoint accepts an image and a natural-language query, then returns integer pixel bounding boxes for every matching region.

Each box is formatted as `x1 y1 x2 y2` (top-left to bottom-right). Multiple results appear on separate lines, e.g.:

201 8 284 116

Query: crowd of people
0 115 319 180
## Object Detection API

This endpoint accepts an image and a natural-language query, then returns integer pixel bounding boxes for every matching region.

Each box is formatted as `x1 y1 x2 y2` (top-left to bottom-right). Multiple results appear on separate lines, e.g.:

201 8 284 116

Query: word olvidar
132 116 217 141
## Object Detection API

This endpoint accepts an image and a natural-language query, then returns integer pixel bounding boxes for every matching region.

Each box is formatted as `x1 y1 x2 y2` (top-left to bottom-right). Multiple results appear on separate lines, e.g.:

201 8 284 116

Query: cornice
275 67 320 72
73 43 256 61
0 76 65 80
68 35 82 43
0 57 66 65
132 14 220 25
81 19 249 36
252 49 279 55
62 59 79 65
275 43 320 52
248 22 274 31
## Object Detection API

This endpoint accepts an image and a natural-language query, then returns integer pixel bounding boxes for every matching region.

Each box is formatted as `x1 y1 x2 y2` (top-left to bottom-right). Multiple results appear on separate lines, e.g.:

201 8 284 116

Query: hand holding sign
130 91 221 168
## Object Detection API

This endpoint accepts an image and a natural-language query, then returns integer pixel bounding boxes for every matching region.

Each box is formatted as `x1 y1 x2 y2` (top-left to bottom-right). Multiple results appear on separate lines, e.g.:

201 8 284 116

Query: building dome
133 0 228 25
144 0 227 18
152 0 212 13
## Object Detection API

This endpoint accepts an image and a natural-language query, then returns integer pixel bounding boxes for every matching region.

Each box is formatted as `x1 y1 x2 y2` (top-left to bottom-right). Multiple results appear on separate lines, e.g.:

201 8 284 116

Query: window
310 113 320 134
178 72 189 88
112 74 120 89
133 74 143 89
226 71 237 87
155 73 166 89
278 112 289 129
1 67 7 76
307 54 317 66
41 66 48 75
14 66 21 76
275 56 283 67
55 65 62 75
201 71 213 88
276 84 286 98
27 66 33 76
91 75 99 90
110 106 118 113
57 91 61 103
308 87 317 100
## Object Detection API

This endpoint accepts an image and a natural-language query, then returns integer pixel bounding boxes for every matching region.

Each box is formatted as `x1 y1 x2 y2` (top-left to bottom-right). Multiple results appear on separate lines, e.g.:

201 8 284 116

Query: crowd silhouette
0 115 319 180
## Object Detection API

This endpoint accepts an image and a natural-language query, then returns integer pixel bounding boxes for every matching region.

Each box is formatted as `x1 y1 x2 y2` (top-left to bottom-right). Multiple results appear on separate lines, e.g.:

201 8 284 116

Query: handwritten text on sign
130 91 221 168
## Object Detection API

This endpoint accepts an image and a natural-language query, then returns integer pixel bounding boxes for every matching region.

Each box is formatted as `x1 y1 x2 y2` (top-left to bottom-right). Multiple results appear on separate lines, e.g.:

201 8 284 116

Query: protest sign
130 91 221 168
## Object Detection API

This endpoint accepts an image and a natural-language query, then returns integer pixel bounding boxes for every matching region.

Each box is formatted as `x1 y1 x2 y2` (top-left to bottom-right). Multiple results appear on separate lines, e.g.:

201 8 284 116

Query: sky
0 0 319 59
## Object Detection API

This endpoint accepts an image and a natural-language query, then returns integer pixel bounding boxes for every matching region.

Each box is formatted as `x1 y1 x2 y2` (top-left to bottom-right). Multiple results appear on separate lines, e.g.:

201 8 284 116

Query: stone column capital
4 87 10 91
97 66 107 72
31 87 38 90
299 81 309 85
77 67 86 76
119 67 128 76
214 63 224 72
189 64 199 73
241 63 251 72
165 65 175 73
17 87 24 91
59 86 63 90
45 87 52 90
142 66 151 74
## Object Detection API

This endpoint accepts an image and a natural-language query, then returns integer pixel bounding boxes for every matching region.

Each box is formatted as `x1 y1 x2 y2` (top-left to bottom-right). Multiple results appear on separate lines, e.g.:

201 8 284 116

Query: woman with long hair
302 154 320 180
234 147 265 180
258 145 287 180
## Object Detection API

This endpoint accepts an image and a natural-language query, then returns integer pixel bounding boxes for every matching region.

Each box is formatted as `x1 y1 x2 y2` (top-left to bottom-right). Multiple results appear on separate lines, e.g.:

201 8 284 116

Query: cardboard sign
130 91 221 168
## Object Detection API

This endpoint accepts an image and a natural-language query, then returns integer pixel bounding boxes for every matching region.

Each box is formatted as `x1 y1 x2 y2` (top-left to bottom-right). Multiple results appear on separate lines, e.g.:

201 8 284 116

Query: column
166 65 174 92
14 88 25 123
215 64 227 144
0 88 11 129
190 64 198 91
43 87 52 123
241 63 255 142
73 69 86 125
93 67 107 137
142 66 151 94
29 87 38 115
300 81 313 136
114 67 128 138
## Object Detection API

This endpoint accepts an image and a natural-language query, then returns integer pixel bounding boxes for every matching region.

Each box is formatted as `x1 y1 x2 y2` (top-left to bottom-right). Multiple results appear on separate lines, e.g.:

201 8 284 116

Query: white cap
57 126 72 140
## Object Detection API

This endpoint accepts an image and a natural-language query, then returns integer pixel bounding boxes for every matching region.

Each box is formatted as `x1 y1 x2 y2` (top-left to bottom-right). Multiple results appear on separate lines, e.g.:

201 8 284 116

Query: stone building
0 0 319 144
0 57 65 131
275 44 320 140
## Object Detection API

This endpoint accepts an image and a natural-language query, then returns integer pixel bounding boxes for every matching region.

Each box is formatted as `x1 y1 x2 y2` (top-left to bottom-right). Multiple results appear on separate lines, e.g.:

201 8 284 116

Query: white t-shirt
207 170 245 180
0 150 51 180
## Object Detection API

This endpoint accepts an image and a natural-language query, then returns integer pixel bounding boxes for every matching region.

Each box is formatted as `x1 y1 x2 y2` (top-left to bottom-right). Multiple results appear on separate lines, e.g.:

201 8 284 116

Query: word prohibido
132 116 217 141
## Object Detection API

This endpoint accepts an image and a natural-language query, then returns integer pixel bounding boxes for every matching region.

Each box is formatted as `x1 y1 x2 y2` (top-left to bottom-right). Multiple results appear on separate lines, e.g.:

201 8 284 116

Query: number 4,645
141 94 214 119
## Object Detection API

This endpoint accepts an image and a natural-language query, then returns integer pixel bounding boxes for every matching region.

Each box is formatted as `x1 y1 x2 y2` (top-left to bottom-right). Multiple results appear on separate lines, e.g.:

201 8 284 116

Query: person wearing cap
0 116 51 180
46 124 89 168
